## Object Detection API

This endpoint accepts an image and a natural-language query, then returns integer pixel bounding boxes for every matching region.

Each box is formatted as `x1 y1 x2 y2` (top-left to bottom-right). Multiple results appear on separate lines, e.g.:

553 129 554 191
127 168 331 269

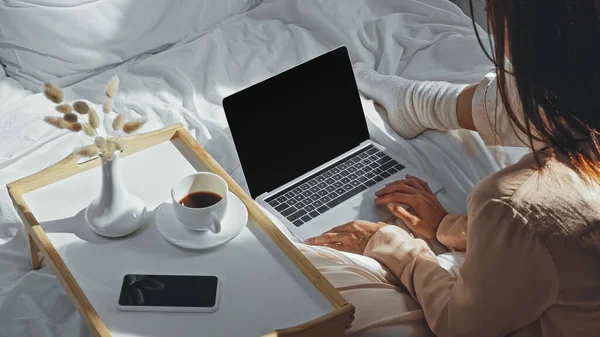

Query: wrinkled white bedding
0 0 529 336
0 0 262 90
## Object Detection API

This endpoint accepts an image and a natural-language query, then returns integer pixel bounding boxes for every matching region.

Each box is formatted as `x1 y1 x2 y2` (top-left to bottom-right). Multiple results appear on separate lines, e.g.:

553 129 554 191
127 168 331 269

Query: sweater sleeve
471 70 545 149
436 213 468 251
364 192 559 337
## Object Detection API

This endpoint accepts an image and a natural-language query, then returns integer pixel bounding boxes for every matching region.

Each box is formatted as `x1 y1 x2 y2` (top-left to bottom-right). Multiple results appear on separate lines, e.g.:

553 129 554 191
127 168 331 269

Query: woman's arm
456 84 478 131
364 192 559 337
375 175 469 251
436 214 468 250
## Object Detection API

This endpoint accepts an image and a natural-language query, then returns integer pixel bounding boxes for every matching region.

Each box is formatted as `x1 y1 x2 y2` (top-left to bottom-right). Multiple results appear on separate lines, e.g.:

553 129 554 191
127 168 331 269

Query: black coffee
179 191 222 208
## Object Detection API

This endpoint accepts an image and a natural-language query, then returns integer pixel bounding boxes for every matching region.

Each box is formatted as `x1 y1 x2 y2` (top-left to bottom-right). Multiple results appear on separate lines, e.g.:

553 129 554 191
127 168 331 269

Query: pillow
0 0 262 91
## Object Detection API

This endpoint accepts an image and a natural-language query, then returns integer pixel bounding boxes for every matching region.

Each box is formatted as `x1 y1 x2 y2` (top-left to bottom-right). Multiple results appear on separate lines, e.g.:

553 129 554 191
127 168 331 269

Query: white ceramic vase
85 152 146 237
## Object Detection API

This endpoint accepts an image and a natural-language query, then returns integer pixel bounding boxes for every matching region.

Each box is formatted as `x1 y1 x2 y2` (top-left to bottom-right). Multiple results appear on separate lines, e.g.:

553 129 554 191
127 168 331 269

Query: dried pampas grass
107 139 116 153
115 139 125 150
44 116 68 129
63 113 78 123
67 122 83 132
105 77 120 99
103 152 115 161
103 98 113 113
112 112 125 130
56 104 73 114
122 118 146 134
41 76 148 160
95 137 107 150
89 109 99 129
44 83 64 104
106 139 125 153
73 101 90 114
73 144 99 158
83 123 95 137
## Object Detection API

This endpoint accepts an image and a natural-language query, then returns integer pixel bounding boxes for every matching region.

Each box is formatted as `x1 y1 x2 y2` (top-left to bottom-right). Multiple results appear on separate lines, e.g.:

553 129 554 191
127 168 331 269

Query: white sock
353 63 467 139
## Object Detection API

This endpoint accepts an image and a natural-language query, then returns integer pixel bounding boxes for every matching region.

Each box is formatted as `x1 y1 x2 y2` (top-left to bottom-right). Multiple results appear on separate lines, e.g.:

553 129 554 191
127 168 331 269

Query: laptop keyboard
265 145 404 227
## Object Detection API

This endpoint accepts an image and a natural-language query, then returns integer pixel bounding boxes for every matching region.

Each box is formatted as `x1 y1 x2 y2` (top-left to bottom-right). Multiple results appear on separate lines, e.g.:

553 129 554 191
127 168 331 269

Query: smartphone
117 274 220 312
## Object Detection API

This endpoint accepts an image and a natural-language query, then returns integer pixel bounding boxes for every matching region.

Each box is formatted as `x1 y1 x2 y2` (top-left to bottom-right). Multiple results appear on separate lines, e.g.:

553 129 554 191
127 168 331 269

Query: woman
304 0 600 336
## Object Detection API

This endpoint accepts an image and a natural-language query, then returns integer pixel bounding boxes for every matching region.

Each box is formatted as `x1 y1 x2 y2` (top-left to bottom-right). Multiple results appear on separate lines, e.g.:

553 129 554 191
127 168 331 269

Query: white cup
171 172 228 234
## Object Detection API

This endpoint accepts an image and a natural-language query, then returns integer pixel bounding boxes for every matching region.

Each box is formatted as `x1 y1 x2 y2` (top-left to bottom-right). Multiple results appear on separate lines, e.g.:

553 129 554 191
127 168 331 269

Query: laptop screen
223 46 370 198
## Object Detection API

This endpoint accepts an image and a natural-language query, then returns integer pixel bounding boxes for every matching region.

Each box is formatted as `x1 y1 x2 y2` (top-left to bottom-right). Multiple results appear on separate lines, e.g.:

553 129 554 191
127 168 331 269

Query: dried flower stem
82 120 98 140
64 111 96 140
114 139 125 150
107 139 117 153
95 137 108 152
82 123 95 137
104 152 115 161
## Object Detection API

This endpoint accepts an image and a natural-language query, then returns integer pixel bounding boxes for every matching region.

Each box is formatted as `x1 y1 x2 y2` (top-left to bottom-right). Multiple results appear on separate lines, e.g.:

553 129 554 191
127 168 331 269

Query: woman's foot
353 62 467 139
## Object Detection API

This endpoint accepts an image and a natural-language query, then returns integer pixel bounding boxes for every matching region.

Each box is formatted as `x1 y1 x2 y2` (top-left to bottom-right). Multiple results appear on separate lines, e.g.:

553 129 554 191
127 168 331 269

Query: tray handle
7 124 183 194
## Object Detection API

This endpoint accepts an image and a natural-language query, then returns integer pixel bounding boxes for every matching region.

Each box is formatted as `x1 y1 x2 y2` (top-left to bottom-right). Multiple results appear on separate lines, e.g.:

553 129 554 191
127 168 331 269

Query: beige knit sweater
363 71 600 337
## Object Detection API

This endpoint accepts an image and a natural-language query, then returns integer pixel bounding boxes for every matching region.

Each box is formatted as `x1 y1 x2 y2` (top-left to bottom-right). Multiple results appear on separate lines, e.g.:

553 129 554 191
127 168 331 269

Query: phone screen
118 274 218 308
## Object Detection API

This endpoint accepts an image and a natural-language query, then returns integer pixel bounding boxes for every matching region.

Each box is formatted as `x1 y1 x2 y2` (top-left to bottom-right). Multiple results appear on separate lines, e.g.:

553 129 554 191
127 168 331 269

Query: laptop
223 46 441 240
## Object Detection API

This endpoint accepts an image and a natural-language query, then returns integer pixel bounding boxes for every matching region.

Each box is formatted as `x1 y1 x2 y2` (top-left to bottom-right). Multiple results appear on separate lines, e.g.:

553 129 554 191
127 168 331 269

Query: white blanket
0 0 528 336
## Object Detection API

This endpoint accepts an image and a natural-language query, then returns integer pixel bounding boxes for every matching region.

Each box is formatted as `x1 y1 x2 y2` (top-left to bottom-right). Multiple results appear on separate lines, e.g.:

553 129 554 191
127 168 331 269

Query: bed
0 0 529 336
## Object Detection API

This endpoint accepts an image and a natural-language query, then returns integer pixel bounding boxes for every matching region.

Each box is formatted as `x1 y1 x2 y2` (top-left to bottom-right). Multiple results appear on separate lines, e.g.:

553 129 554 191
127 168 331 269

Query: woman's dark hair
470 0 600 183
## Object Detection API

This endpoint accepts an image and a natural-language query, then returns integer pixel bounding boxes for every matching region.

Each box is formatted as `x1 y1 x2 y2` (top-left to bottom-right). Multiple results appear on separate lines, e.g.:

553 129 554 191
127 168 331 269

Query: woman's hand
375 175 447 241
303 220 388 254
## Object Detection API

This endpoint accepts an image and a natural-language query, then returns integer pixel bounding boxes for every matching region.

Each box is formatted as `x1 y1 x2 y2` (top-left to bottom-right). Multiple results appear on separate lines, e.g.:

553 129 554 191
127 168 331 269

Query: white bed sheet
0 0 529 336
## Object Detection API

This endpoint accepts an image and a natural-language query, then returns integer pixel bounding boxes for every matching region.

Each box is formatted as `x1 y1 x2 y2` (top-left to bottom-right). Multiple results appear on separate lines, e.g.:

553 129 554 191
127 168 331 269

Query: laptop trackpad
296 184 393 239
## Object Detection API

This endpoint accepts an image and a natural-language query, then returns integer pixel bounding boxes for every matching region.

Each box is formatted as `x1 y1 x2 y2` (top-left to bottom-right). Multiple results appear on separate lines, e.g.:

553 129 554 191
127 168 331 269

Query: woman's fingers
402 179 424 191
387 203 419 227
305 233 361 254
405 174 433 195
376 181 424 197
384 176 433 194
323 221 355 234
374 192 419 209
385 178 423 192
304 232 351 245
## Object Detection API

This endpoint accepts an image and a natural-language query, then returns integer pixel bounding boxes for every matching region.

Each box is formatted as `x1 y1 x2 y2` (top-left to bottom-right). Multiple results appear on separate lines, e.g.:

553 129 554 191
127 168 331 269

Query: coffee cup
171 172 228 234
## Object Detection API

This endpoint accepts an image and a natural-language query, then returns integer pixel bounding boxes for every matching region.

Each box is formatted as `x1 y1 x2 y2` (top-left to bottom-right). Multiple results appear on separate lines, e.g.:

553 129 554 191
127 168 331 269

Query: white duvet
0 0 528 336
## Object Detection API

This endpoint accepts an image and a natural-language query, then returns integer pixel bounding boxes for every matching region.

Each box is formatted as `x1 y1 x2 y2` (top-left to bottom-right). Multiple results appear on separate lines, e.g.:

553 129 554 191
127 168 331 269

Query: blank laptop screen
223 47 370 198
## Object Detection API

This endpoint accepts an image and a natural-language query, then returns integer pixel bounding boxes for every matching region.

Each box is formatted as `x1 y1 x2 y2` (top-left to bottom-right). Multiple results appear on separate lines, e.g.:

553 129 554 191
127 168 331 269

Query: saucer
156 191 247 250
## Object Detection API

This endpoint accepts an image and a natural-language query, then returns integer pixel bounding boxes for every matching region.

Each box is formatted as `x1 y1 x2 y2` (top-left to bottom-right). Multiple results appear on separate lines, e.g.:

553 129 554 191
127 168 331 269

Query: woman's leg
299 244 435 336
353 63 471 138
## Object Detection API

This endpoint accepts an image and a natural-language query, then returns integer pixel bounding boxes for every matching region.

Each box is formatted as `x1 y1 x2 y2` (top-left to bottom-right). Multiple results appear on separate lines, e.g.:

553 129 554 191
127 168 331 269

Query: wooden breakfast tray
7 124 354 337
